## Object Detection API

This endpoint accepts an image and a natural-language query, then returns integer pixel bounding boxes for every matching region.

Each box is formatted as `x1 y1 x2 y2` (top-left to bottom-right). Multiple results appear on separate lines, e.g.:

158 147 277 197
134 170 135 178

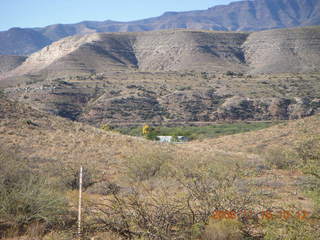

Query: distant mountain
0 55 26 74
0 0 319 56
0 28 51 55
2 27 319 81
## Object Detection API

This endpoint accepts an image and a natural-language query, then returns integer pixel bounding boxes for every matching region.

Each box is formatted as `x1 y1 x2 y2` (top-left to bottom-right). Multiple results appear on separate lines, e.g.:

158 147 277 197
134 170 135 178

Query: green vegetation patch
117 121 279 140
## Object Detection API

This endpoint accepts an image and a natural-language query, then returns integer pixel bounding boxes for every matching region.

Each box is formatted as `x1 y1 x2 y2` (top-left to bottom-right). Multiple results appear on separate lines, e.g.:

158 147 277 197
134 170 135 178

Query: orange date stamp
211 210 311 220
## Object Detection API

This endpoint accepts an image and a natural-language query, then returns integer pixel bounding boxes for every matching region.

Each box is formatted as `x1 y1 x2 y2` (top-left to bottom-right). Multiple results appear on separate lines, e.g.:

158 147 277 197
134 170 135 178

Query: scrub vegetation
1 96 320 239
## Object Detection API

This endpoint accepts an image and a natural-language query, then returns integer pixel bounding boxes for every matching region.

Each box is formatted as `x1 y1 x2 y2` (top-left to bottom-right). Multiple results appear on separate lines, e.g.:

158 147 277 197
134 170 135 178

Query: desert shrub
296 137 320 180
296 136 320 165
173 163 256 224
0 151 68 237
296 137 320 209
202 219 243 240
23 119 38 126
92 188 198 240
92 154 257 240
201 72 209 79
126 148 172 181
0 178 67 224
100 124 112 131
225 71 245 77
145 130 160 140
89 231 122 240
43 231 74 240
61 167 96 191
176 86 192 91
25 221 47 238
262 218 320 240
225 71 235 76
264 137 320 239
91 178 255 240
264 148 298 169
88 181 121 195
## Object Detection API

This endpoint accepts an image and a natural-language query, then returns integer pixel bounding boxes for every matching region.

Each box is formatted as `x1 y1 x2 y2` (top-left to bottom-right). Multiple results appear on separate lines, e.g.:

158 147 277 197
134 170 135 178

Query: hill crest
2 27 320 80
1 0 320 55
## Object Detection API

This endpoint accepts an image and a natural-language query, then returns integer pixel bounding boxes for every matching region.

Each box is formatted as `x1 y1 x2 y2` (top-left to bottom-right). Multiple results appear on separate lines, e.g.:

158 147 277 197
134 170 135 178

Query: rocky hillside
0 55 26 74
1 27 319 81
1 0 319 55
244 27 320 74
1 71 320 126
1 30 249 80
1 27 320 125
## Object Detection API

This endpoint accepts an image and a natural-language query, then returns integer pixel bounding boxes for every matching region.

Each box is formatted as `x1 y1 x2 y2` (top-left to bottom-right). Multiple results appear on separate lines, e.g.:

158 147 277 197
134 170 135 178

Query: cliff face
1 0 320 56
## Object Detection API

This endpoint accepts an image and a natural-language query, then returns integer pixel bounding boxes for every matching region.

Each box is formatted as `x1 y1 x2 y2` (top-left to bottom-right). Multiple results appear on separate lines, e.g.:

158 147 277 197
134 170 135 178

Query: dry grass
0 96 176 190
1 96 320 239
184 114 320 153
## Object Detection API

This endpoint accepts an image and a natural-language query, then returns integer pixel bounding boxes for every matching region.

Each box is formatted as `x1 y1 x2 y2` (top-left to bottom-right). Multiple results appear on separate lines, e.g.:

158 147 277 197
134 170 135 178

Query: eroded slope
244 27 320 74
2 27 320 80
1 30 249 80
0 55 26 74
1 27 320 125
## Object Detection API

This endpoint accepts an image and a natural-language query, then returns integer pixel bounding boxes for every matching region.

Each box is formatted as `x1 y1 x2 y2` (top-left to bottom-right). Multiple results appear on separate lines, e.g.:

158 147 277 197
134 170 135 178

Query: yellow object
142 125 150 135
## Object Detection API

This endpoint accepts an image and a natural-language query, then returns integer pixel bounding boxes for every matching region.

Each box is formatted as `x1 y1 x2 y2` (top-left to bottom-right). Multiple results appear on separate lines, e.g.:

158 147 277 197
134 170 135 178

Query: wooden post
78 166 83 239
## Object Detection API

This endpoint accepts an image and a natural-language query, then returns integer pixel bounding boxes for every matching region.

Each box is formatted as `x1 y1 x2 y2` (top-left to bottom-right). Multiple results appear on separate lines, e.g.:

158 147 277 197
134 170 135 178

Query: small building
157 136 189 143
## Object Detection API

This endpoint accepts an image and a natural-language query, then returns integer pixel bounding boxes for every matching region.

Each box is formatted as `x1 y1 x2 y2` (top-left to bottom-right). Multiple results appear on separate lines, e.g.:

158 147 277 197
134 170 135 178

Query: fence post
78 166 83 239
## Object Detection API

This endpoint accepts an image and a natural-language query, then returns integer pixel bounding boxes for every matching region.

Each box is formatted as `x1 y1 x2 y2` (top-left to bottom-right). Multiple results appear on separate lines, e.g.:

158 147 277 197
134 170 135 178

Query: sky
0 0 235 31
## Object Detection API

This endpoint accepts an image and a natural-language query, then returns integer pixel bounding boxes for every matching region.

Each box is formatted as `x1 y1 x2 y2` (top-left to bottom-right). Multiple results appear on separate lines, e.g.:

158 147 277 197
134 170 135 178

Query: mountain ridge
1 0 320 56
2 26 319 81
1 27 320 126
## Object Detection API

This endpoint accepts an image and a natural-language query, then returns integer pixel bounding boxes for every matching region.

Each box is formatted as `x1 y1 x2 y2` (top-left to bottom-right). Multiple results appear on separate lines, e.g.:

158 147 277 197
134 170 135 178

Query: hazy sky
0 0 235 31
